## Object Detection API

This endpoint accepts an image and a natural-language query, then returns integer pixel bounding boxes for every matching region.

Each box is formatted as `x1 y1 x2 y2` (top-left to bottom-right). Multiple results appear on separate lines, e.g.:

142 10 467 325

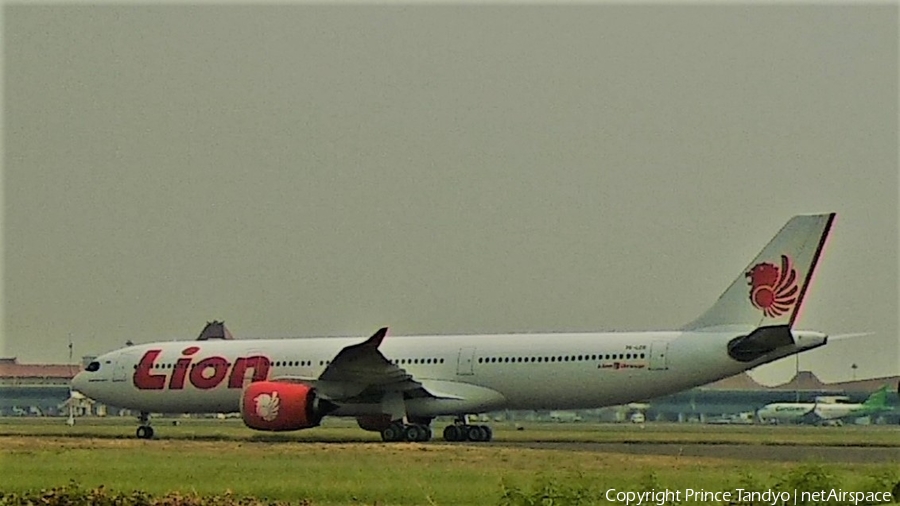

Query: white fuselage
755 402 815 423
73 329 826 417
813 402 867 420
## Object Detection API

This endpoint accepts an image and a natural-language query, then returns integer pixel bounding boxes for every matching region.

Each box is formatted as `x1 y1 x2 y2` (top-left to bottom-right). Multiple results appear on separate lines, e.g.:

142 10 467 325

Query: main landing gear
378 416 494 443
442 418 493 442
135 412 154 439
380 421 433 442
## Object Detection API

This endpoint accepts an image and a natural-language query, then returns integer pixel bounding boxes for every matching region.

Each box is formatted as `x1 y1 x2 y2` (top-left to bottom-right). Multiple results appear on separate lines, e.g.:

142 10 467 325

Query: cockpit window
85 361 101 372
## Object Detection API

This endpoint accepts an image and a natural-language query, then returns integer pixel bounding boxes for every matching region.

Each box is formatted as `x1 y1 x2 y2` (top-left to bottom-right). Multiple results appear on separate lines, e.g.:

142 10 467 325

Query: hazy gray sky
4 4 897 385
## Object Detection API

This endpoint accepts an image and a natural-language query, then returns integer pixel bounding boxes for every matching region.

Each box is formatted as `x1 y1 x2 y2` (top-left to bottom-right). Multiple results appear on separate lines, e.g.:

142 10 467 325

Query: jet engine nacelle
241 381 334 431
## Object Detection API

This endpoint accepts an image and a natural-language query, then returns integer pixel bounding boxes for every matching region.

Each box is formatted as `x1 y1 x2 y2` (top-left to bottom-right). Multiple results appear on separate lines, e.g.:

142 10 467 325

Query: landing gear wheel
381 422 405 442
404 424 432 442
403 424 422 442
443 424 463 442
442 423 492 442
136 426 154 439
135 412 153 439
466 424 487 442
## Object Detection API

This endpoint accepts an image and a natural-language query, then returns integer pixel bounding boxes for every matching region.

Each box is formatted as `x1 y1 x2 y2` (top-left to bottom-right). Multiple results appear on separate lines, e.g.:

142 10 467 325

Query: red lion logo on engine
746 255 799 318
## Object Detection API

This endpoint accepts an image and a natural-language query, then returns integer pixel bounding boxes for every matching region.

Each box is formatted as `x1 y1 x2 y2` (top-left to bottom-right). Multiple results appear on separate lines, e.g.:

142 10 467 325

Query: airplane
756 384 895 425
72 213 836 442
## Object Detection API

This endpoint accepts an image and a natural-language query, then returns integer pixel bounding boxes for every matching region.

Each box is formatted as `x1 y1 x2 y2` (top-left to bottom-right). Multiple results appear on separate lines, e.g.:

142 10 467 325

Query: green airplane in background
812 384 896 421
757 384 896 425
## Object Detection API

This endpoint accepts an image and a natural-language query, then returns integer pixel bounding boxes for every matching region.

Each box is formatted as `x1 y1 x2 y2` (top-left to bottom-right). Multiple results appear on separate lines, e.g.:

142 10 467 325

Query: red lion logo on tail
746 255 799 318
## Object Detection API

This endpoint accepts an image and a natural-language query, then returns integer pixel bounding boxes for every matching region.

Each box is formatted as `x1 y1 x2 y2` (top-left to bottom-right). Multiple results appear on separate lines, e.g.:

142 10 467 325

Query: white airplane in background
73 213 836 442
756 384 895 425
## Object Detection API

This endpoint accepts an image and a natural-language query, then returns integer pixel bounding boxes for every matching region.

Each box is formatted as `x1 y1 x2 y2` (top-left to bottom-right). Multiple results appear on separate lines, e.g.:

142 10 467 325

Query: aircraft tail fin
861 385 891 408
683 213 836 331
196 321 235 341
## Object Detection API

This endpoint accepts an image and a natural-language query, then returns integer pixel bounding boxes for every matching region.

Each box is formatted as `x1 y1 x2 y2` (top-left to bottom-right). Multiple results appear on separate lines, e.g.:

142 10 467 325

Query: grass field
1 418 898 506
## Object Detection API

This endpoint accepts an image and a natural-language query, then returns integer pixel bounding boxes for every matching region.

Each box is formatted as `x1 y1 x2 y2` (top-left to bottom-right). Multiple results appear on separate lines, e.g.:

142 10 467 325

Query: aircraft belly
486 357 736 411
481 368 657 410
109 387 241 414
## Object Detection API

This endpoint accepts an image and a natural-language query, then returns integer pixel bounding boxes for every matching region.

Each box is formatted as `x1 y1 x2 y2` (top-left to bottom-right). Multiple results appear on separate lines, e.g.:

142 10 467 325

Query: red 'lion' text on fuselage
133 346 271 390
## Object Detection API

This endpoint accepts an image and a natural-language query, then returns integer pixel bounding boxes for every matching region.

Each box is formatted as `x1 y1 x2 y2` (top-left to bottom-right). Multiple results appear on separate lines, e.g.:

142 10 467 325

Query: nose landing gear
135 412 154 439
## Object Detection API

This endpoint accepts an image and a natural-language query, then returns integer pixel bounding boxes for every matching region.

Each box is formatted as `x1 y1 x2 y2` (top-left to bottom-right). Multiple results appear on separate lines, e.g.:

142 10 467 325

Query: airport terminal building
643 372 900 424
0 357 81 416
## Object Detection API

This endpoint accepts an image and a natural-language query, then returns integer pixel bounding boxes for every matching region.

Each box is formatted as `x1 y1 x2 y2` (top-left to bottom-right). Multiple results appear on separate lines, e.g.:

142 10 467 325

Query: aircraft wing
799 407 824 424
270 327 452 402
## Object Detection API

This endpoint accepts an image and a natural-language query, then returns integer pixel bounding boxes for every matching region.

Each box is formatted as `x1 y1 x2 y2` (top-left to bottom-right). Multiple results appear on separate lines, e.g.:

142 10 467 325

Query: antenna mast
66 334 75 426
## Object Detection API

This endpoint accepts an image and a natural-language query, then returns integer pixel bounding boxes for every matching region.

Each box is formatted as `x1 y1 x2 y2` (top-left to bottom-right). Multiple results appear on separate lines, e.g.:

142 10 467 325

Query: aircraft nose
71 371 86 394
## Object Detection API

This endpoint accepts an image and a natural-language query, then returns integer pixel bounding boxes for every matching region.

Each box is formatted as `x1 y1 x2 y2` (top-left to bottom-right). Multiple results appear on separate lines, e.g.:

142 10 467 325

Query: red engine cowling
241 381 330 431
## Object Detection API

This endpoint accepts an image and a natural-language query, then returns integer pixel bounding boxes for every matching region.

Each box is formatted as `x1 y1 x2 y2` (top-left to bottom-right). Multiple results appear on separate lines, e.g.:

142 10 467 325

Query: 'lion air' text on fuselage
133 346 271 390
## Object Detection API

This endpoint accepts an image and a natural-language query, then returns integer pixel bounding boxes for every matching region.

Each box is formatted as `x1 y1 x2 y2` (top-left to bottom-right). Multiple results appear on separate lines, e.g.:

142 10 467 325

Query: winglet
361 327 389 348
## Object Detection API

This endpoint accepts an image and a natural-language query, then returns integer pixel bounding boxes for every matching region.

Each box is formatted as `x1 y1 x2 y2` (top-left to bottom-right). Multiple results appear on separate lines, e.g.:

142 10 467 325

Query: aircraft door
112 352 138 382
648 341 669 371
456 347 476 376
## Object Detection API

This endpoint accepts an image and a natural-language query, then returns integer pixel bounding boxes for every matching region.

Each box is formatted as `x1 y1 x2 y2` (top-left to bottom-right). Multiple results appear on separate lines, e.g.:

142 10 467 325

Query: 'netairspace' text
604 488 894 506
